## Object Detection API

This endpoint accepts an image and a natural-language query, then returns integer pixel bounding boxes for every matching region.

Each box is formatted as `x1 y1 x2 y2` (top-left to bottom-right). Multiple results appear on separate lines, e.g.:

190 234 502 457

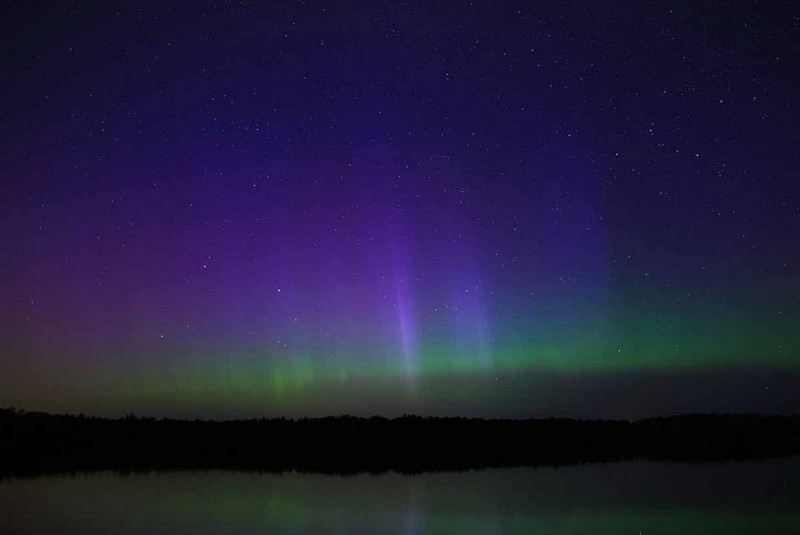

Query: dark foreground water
2 458 799 534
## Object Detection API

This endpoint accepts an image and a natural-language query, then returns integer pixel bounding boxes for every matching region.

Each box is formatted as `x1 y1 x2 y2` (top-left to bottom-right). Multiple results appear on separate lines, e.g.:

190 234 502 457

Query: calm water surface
2 458 799 534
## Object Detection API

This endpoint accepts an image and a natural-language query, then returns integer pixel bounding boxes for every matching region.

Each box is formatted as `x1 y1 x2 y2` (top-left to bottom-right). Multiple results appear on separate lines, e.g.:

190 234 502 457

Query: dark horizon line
5 407 799 423
3 408 800 477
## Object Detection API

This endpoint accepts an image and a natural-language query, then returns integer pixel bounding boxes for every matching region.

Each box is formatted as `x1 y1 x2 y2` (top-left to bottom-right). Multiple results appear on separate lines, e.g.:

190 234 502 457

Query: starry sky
1 1 798 418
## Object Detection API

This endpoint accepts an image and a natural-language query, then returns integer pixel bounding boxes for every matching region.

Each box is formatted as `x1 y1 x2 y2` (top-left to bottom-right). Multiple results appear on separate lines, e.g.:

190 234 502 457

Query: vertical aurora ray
447 252 493 373
391 242 420 391
394 275 418 381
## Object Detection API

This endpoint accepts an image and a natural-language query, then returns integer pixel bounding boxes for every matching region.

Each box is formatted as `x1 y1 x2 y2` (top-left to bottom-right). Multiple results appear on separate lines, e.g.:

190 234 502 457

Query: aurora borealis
1 1 799 418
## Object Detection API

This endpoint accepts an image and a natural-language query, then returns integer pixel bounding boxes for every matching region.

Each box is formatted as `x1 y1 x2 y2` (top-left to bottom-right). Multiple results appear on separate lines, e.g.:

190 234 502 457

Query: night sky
1 1 798 418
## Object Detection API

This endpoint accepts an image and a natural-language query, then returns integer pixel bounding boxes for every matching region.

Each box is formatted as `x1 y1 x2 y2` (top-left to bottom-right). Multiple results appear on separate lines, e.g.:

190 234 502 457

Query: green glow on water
2 460 799 534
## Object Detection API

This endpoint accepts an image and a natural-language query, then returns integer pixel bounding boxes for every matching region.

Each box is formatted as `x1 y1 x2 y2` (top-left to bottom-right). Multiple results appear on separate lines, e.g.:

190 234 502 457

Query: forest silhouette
2 408 799 477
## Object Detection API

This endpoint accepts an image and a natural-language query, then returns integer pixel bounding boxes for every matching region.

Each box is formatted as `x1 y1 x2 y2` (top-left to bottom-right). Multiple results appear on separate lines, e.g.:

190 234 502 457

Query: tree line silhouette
1 408 799 476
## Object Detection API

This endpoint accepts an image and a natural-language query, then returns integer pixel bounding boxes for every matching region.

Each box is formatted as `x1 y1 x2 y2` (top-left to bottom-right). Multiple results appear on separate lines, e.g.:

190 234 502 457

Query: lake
2 458 799 534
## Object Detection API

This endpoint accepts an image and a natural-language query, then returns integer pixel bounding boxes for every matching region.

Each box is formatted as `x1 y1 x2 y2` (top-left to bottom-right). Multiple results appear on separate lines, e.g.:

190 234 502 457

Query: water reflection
2 458 799 534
